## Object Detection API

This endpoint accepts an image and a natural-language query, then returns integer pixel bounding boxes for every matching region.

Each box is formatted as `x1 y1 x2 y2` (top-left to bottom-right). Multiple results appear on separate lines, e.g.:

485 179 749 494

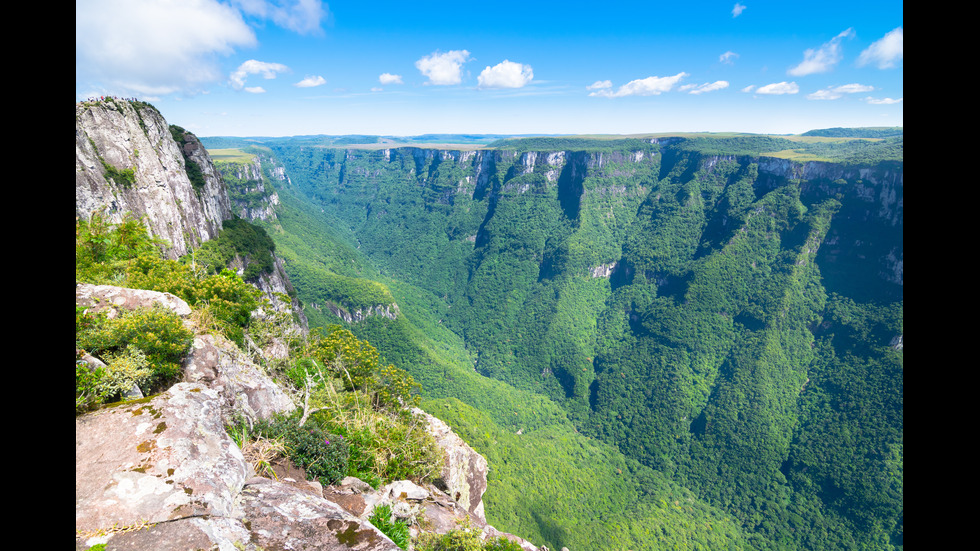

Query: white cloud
681 81 730 95
806 83 874 100
295 75 326 87
232 0 329 35
865 97 903 105
719 51 739 65
589 73 689 97
858 27 903 69
230 59 290 90
244 86 266 94
587 80 613 90
477 60 534 89
371 87 384 92
415 50 471 85
76 0 257 96
788 28 854 76
741 85 756 93
755 82 799 95
379 73 404 85
732 3 747 17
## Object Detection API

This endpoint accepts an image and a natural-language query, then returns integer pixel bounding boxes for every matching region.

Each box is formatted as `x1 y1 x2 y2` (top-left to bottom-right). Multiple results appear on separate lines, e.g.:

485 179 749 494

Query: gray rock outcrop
75 99 233 259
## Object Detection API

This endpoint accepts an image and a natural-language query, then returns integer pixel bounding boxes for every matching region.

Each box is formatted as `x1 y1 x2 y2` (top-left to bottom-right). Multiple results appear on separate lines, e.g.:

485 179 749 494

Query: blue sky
76 1 903 137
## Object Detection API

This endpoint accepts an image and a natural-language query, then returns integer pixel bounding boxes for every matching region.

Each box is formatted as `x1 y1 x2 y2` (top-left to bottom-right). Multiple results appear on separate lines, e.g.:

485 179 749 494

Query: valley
204 131 903 550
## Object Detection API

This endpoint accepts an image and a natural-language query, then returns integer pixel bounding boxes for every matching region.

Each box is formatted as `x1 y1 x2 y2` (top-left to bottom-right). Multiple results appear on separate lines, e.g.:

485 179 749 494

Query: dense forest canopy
204 130 903 551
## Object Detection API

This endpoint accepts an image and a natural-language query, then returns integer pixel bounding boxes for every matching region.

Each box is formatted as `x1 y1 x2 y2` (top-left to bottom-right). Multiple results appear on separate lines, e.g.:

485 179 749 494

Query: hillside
201 131 902 550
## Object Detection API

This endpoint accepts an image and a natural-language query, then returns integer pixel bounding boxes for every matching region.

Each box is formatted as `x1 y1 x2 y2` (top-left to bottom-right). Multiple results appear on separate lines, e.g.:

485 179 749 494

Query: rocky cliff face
75 102 540 550
75 99 233 259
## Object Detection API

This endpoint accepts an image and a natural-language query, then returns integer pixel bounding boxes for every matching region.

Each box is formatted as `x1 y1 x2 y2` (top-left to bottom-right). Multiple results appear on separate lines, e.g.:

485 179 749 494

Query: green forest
206 131 902 551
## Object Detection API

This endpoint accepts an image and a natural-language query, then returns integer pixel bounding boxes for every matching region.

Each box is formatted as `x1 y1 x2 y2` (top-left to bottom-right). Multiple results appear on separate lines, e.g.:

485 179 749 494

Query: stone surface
75 383 249 536
238 478 401 551
75 283 192 319
182 332 296 426
75 99 232 259
415 408 489 522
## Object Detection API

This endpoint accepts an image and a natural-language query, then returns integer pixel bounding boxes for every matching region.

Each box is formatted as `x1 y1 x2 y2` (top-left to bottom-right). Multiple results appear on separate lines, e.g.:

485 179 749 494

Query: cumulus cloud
76 0 257 96
806 83 874 100
232 0 329 35
295 75 326 87
719 51 739 65
76 0 333 97
857 27 903 69
681 81 730 95
477 60 534 89
589 73 689 97
230 59 290 90
788 28 854 76
415 50 471 85
755 81 799 95
732 3 747 17
379 73 404 85
587 80 613 90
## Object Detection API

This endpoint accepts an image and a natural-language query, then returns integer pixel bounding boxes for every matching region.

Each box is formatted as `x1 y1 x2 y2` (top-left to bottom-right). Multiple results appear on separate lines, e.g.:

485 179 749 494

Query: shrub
414 517 525 551
76 213 161 283
75 304 194 396
253 414 350 486
76 356 103 414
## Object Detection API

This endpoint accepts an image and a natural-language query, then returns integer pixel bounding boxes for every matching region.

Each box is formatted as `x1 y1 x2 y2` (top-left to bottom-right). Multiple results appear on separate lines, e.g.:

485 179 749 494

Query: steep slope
208 142 753 550
217 134 902 550
76 98 232 259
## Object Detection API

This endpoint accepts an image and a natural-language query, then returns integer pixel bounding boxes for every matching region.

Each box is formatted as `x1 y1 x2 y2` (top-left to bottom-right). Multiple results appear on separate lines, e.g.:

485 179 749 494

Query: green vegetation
369 504 411 549
76 304 193 400
186 217 277 280
230 134 902 551
414 517 525 551
169 125 207 192
75 215 442 491
801 127 903 138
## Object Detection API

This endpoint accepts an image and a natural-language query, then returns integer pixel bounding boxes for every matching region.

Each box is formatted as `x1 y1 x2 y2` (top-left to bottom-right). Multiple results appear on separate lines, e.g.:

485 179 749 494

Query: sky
76 1 903 137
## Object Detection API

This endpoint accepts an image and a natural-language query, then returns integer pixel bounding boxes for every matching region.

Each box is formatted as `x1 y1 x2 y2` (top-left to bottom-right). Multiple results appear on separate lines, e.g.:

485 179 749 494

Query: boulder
183 332 295 426
75 383 249 547
75 283 192 319
414 408 489 522
237 478 401 551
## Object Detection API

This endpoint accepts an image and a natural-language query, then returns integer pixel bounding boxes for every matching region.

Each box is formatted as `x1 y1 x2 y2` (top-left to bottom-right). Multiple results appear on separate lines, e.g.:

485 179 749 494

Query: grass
208 148 256 162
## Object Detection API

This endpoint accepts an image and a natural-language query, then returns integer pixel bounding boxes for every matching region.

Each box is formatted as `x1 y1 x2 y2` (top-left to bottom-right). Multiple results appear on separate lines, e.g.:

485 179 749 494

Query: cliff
75 98 233 259
75 101 543 550
239 136 901 550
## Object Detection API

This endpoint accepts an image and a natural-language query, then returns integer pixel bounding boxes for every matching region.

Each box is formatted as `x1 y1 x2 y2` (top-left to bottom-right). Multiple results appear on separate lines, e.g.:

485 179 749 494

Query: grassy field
207 148 255 162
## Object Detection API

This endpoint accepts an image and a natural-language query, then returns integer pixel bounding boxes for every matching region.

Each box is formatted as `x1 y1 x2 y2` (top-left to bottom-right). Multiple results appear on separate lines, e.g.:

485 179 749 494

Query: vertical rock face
75 99 233 259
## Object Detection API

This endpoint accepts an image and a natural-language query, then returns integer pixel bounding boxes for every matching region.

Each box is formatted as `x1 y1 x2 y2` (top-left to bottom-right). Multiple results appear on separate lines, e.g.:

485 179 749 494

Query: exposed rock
76 283 543 550
75 283 192 319
325 301 400 324
238 478 401 551
75 99 232 259
76 383 249 546
182 333 296 426
414 408 489 522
